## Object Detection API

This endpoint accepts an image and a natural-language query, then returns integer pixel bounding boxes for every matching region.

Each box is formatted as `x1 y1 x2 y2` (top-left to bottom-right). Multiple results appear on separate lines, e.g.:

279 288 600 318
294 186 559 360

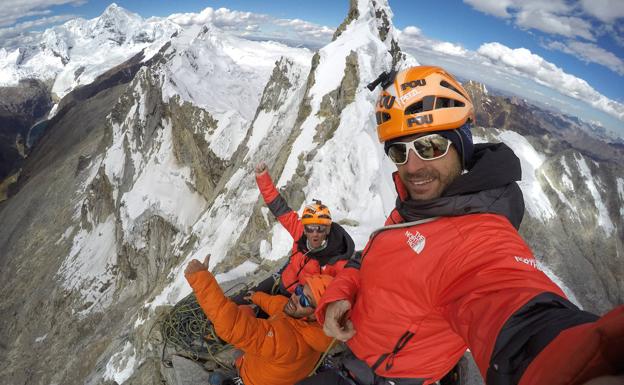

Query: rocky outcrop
464 80 624 162
168 96 223 201
0 79 52 199
469 87 624 313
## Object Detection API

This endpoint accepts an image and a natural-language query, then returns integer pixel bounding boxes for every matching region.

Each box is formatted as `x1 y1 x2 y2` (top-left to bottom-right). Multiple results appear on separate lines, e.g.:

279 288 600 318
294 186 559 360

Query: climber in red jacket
299 66 623 385
243 161 355 299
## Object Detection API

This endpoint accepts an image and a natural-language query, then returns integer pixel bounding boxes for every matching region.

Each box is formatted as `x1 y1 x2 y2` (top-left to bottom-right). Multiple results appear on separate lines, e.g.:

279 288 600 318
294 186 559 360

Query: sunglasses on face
304 225 327 234
295 285 313 308
386 134 451 165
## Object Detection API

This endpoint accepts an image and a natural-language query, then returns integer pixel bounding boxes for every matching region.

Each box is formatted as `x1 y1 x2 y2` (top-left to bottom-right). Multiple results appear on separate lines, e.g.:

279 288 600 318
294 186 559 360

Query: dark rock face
465 82 623 313
0 79 52 192
464 81 624 162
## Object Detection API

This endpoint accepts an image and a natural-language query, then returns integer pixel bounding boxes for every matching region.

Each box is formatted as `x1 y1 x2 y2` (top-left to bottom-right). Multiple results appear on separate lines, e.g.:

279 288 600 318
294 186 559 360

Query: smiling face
283 284 317 320
395 134 462 201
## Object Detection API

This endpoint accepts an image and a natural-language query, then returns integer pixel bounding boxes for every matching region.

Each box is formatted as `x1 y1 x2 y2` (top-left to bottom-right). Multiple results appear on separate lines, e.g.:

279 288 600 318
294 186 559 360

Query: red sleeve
314 267 360 325
519 306 624 385
435 218 566 378
280 253 303 293
256 171 303 240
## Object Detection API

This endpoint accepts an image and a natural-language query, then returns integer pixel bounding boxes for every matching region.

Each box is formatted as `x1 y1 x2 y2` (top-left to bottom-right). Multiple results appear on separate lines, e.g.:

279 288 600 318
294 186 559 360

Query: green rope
157 283 252 369
158 293 231 368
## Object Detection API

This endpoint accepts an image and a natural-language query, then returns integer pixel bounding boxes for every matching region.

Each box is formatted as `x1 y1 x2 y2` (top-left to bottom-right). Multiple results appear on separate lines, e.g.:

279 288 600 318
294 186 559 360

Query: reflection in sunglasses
304 225 327 233
386 134 451 165
295 285 313 308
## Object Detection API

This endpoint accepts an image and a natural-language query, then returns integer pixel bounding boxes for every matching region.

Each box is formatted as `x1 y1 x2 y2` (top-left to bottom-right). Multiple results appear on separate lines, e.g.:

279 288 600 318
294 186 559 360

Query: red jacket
316 143 622 385
256 171 354 292
186 270 333 385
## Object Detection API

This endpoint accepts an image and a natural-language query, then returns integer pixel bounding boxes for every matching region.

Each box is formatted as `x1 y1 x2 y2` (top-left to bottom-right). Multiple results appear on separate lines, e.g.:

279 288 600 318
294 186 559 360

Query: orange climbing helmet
371 66 475 142
301 199 332 226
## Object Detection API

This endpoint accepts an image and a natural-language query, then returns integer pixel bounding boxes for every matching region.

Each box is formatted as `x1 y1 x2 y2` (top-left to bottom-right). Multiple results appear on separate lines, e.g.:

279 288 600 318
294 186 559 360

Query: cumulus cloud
515 9 594 40
432 42 468 57
477 42 624 120
169 7 333 47
274 18 334 39
545 40 624 76
580 0 624 23
463 0 515 18
168 7 269 29
402 26 422 36
463 0 622 40
0 0 84 27
0 15 76 47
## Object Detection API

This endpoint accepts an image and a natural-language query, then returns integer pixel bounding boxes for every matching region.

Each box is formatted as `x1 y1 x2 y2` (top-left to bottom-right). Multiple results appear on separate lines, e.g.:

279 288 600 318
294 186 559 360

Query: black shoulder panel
267 194 292 217
486 292 598 385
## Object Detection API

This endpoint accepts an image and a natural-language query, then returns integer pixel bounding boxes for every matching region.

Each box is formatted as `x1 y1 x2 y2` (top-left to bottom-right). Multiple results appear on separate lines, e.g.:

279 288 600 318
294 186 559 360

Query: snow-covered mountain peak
0 4 178 99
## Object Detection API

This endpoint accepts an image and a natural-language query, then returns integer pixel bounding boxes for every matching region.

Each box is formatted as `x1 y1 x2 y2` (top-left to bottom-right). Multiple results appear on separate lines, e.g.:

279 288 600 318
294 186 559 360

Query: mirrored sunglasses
386 134 451 165
304 225 327 234
295 285 313 308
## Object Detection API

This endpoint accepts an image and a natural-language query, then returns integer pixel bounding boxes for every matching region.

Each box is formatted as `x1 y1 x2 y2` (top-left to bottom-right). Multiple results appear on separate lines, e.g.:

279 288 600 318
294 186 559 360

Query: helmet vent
435 98 465 109
405 95 435 114
376 111 391 124
440 80 468 100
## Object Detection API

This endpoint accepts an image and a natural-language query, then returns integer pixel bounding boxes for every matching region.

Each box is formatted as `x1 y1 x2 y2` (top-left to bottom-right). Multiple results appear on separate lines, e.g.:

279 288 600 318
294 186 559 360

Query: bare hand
243 291 255 302
323 300 355 342
255 162 268 175
184 254 211 276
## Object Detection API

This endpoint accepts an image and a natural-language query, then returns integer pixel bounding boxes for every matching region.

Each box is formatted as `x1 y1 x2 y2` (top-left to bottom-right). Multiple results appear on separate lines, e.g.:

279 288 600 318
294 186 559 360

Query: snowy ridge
160 24 311 160
0 3 179 100
148 56 311 309
574 154 615 233
475 130 556 221
276 0 416 248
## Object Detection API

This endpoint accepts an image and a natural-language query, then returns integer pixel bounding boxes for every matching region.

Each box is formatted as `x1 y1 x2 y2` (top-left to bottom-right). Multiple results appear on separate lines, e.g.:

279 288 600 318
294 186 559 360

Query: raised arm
255 162 303 240
185 258 280 355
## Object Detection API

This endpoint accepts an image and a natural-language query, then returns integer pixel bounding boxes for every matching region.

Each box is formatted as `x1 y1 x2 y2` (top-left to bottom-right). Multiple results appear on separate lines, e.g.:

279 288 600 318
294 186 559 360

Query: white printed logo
400 89 421 103
514 256 541 270
405 230 426 254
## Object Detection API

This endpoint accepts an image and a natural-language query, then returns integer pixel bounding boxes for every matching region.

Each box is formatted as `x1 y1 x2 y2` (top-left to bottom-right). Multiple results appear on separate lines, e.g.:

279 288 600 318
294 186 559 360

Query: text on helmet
401 79 427 90
407 114 433 127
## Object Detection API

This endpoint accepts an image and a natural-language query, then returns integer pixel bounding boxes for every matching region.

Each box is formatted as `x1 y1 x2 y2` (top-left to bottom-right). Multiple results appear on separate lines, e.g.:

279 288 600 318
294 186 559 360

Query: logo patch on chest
405 230 426 254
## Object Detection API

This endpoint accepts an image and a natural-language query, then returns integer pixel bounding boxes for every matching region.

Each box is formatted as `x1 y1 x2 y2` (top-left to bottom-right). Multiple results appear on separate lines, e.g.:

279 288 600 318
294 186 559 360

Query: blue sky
1 0 623 136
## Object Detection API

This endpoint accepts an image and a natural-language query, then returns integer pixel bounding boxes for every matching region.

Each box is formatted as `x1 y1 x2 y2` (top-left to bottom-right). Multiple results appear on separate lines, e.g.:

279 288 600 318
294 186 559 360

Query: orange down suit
186 270 333 385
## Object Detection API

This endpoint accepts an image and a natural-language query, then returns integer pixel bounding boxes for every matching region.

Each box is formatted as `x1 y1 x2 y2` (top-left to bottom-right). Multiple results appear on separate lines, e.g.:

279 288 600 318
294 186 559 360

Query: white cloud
477 42 624 120
463 0 514 18
274 18 334 39
463 0 623 40
515 9 594 40
402 26 422 36
432 42 468 57
168 7 333 47
580 0 624 23
545 40 624 76
0 14 76 40
168 7 269 28
0 0 84 27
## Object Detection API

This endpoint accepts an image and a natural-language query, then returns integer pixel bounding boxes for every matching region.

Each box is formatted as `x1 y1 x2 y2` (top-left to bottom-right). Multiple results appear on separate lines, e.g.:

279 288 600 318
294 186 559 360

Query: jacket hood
297 222 355 265
394 142 525 229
